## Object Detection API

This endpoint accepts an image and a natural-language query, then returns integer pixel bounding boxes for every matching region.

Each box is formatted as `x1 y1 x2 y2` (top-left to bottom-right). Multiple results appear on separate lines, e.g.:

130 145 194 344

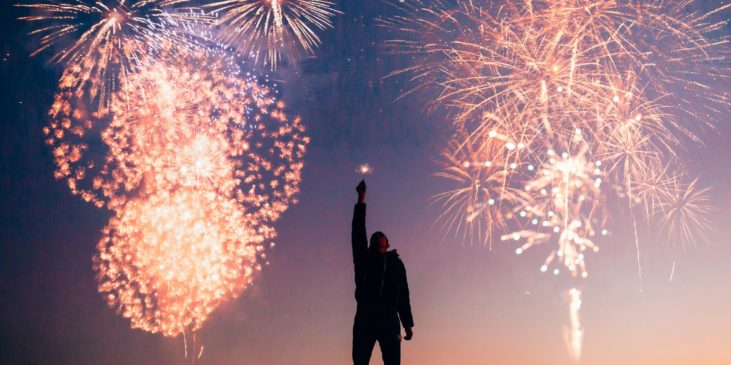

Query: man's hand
404 327 413 341
356 179 366 203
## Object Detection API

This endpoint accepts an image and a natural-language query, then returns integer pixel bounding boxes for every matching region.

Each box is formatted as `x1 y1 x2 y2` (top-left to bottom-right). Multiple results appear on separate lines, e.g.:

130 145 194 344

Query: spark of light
502 139 605 278
356 163 373 175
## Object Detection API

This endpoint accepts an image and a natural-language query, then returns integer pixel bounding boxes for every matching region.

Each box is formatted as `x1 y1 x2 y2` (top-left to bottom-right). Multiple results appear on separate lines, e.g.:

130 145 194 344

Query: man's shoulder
386 250 405 266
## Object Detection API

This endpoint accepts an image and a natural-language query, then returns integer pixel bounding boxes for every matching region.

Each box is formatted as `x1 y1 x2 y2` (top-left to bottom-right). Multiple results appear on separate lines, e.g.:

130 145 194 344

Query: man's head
369 231 389 254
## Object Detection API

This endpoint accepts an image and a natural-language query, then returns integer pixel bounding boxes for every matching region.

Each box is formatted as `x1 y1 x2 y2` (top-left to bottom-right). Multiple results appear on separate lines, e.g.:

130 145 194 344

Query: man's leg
353 321 377 365
378 332 401 365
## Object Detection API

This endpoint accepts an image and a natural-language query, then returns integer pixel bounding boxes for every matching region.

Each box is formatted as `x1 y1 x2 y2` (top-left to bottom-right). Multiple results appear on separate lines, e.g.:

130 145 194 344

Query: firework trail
204 0 340 68
564 288 584 361
386 0 728 360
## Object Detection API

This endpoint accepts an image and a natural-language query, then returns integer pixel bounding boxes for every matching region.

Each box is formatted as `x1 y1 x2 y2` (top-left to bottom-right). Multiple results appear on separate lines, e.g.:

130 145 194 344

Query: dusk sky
2 1 731 365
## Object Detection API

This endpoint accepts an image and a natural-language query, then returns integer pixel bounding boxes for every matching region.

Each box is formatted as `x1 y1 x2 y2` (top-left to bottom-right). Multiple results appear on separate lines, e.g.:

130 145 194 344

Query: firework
386 0 731 129
388 0 728 359
501 137 606 279
432 124 531 246
388 0 728 272
657 176 714 248
94 188 264 336
21 0 314 344
205 0 340 67
17 0 205 112
45 47 309 214
44 46 309 336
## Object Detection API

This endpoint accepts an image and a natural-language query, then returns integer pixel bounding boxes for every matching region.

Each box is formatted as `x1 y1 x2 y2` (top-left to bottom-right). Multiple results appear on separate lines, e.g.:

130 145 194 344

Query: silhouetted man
351 179 414 365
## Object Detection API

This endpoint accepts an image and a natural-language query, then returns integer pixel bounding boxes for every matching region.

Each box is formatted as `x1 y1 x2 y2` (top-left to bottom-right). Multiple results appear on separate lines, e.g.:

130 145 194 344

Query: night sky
2 1 731 365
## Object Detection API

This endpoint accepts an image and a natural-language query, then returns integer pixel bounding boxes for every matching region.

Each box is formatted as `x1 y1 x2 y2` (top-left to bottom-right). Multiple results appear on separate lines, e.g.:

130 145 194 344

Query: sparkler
356 163 373 175
204 0 340 67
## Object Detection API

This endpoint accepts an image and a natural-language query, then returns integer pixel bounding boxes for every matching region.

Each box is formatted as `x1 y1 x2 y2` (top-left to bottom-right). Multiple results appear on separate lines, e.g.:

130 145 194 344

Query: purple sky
2 1 731 364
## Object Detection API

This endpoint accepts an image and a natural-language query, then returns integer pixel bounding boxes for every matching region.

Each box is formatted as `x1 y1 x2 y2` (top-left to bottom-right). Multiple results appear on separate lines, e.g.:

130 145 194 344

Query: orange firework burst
388 0 728 359
205 0 340 67
45 47 308 213
387 0 727 273
44 46 309 336
387 0 731 129
94 188 265 336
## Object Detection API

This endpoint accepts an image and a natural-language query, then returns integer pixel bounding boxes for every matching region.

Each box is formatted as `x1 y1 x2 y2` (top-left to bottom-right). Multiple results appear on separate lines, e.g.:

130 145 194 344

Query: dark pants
352 305 401 365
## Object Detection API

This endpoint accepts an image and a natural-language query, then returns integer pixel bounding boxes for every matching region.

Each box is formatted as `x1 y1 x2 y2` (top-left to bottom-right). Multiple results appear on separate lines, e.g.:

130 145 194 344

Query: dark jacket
351 203 414 329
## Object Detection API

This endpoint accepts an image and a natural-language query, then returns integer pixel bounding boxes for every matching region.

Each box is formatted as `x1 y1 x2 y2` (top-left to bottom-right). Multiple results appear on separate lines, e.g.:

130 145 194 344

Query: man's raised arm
352 180 368 266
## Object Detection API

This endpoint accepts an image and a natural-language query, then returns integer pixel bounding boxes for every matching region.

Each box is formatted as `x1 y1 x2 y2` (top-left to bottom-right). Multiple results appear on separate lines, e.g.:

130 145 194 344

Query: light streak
564 288 583 362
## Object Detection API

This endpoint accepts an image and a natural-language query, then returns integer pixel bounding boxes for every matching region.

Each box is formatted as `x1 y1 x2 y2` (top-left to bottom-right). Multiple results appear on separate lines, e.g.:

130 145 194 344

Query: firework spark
17 0 204 112
205 0 340 67
502 138 605 279
433 125 530 247
657 176 714 248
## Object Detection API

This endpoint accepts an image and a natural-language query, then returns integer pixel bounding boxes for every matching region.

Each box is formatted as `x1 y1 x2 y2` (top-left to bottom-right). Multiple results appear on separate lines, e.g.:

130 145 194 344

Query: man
351 179 414 365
